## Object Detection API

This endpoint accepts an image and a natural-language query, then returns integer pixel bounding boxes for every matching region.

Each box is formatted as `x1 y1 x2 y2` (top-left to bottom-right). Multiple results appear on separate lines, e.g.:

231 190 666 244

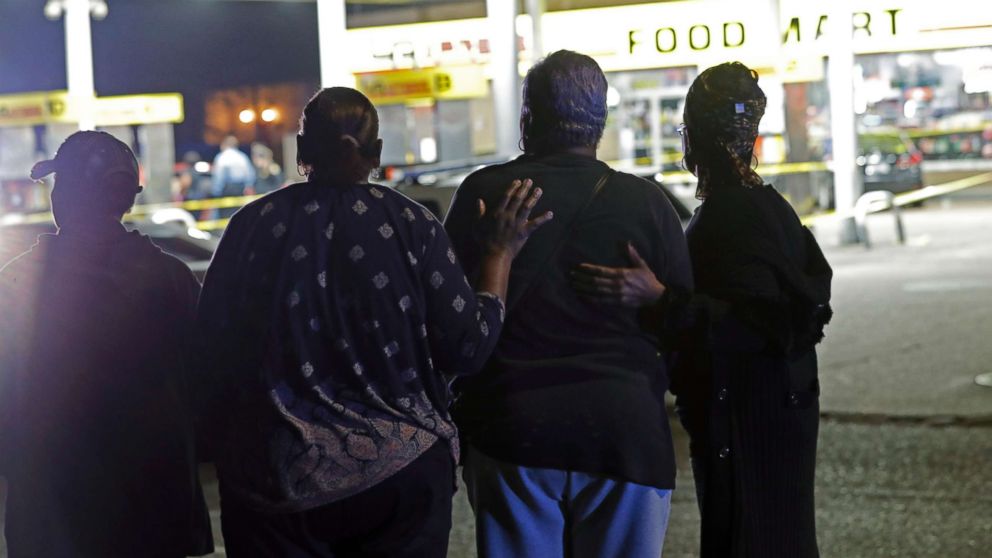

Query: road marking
902 279 991 292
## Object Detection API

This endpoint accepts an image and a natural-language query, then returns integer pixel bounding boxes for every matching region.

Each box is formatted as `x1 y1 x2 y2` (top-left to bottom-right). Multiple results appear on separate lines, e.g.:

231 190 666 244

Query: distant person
174 150 212 202
444 50 692 558
573 62 833 558
0 131 213 558
211 135 256 217
195 87 551 557
250 142 283 195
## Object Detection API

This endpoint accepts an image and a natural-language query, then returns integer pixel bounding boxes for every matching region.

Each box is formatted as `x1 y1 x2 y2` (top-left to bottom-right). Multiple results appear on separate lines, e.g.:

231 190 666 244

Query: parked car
816 130 925 209
858 132 925 195
388 161 692 225
0 216 218 281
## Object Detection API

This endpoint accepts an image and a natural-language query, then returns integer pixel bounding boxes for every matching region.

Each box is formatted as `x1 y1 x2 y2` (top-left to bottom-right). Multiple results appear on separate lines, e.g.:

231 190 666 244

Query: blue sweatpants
462 445 672 558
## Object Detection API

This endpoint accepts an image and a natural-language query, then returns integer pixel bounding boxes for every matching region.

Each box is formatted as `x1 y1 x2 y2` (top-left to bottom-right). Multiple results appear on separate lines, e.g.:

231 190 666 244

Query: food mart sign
344 0 992 74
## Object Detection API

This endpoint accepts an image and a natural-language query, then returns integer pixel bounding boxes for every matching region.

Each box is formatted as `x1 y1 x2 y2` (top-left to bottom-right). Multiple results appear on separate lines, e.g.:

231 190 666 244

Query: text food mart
340 0 991 169
344 0 992 84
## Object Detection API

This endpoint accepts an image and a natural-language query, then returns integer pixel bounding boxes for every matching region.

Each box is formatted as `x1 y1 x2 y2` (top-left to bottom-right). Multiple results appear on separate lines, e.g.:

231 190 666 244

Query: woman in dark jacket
573 62 832 558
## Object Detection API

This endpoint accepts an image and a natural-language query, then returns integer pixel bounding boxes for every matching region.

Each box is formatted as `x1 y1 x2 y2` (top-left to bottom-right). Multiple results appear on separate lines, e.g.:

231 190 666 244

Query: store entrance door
614 87 688 171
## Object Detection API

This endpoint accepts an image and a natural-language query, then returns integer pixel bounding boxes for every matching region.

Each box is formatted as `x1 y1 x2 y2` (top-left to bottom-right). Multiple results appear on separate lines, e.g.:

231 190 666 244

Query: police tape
799 171 992 227
3 168 990 232
658 160 832 183
191 170 988 232
0 194 260 229
129 194 265 214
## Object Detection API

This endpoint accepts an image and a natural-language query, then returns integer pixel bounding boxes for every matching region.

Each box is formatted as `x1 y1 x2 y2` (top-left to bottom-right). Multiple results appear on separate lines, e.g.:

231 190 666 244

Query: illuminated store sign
343 0 992 75
356 66 488 105
0 91 184 128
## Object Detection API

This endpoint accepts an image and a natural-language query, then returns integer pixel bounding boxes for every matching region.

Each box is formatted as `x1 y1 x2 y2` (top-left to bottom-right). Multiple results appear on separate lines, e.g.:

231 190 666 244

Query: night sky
0 0 322 151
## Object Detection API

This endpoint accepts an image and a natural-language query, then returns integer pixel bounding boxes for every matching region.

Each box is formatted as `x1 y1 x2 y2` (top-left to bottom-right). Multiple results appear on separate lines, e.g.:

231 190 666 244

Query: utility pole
828 0 863 243
526 0 546 63
316 0 351 88
487 0 522 159
46 0 107 131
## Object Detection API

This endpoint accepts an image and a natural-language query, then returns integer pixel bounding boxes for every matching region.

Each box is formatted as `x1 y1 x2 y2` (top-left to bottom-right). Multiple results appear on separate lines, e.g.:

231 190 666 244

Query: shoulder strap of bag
506 169 614 313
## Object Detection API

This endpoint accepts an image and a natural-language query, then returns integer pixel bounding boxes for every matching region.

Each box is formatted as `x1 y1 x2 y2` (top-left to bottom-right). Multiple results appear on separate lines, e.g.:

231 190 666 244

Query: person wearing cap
572 62 832 558
0 131 213 557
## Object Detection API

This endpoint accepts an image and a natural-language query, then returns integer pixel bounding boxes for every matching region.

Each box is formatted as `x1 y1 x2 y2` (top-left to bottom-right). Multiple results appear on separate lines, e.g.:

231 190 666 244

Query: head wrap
685 72 766 165
683 62 767 193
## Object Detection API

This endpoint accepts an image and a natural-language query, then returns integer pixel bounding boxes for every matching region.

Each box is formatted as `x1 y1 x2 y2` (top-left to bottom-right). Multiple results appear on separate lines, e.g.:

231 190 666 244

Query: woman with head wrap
573 62 832 557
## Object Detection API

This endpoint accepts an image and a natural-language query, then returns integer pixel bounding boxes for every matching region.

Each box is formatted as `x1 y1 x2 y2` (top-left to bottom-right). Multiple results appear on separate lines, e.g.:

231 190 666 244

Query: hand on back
571 243 666 307
475 178 554 259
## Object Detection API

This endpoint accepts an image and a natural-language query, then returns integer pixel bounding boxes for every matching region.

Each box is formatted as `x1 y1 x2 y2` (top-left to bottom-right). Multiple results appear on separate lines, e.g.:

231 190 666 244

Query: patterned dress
196 180 504 513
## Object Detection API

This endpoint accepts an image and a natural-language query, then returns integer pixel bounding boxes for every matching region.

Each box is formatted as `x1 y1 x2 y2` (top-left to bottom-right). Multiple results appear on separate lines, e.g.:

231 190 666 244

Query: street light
44 0 109 21
44 0 109 131
260 108 279 123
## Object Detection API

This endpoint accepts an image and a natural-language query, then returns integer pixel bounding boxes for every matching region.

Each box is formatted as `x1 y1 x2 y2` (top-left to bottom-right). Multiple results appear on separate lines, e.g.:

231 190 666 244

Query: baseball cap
30 131 140 188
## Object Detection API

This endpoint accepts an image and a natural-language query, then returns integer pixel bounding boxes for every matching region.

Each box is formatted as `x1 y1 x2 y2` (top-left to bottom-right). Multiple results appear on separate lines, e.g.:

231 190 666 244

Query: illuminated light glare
238 109 256 124
420 137 438 163
44 1 62 20
904 99 918 119
194 161 210 173
896 53 917 68
606 86 621 109
90 1 108 20
261 108 279 122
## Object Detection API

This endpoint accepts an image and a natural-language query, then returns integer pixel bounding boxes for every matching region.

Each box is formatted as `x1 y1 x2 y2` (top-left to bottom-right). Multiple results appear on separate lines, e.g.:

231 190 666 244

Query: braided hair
683 62 767 199
297 87 380 182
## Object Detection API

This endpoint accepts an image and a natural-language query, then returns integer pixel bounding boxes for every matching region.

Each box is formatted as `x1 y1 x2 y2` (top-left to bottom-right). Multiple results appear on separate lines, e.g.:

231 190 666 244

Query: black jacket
669 183 831 558
0 226 213 558
444 152 692 489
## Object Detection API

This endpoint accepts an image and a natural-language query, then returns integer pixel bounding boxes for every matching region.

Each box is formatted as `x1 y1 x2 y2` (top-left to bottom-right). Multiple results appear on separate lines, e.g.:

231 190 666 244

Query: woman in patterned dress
195 87 552 557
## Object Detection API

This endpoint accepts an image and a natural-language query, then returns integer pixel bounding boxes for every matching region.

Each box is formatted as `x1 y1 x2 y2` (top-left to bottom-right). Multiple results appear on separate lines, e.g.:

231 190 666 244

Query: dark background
0 0 322 150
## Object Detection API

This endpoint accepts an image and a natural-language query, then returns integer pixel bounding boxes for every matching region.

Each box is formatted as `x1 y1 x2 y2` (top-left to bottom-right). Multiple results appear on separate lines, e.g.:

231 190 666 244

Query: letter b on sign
434 73 452 93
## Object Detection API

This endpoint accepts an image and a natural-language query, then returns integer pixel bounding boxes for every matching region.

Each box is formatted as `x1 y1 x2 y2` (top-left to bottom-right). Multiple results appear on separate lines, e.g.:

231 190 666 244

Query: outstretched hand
571 243 666 307
476 178 554 260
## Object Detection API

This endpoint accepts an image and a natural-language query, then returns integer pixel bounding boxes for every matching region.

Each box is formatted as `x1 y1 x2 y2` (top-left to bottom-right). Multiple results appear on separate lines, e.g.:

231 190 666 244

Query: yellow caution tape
4 168 990 233
800 171 992 226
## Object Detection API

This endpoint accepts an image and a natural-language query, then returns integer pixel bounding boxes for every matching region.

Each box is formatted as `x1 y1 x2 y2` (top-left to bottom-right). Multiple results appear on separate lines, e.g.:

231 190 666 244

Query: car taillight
898 152 923 169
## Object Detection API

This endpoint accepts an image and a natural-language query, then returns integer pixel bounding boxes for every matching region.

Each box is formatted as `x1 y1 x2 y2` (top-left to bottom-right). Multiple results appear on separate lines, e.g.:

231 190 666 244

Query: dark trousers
220 441 453 558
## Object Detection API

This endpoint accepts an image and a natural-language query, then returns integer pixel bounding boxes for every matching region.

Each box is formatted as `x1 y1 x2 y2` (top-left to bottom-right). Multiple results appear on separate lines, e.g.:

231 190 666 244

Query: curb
664 402 992 428
818 411 992 428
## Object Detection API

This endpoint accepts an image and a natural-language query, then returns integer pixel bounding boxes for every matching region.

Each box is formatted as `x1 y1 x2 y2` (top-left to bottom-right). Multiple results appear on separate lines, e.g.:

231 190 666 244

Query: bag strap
506 169 614 313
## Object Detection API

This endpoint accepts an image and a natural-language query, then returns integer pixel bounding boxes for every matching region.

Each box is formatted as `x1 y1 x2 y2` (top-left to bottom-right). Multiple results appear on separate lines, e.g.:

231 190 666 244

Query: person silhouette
0 131 213 558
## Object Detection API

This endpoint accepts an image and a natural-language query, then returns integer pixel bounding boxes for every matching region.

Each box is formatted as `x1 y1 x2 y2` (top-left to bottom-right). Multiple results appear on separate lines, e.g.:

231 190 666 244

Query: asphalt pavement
183 417 992 558
811 189 992 421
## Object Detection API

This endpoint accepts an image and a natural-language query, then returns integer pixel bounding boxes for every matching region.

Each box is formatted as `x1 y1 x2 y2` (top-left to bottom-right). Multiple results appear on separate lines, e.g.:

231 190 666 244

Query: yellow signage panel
0 91 69 127
89 94 184 126
0 91 183 127
356 66 488 105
